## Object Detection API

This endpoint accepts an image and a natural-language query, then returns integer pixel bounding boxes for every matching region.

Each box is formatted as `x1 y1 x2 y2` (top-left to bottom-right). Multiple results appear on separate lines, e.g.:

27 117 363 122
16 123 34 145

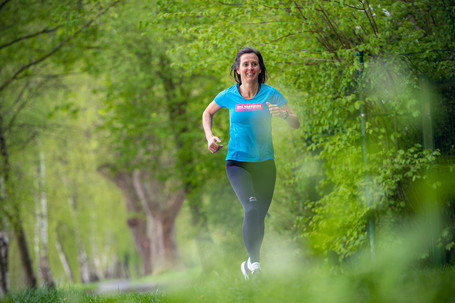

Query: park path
94 278 163 294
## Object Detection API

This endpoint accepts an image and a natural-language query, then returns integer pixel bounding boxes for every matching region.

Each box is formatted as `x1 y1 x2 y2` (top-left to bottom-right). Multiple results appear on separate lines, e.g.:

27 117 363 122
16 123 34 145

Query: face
237 53 261 84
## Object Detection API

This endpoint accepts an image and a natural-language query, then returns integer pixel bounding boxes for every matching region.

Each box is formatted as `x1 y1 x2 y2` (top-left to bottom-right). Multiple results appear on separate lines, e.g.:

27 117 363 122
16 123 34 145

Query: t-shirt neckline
236 83 261 101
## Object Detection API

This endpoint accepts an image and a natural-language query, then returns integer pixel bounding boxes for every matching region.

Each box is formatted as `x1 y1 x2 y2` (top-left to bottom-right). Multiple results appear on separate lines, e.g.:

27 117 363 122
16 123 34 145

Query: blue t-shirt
214 84 287 162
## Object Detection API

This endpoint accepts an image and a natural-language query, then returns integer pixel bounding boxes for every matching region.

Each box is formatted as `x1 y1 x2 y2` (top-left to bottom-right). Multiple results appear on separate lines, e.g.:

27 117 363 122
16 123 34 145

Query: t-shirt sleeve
214 90 227 108
273 89 287 107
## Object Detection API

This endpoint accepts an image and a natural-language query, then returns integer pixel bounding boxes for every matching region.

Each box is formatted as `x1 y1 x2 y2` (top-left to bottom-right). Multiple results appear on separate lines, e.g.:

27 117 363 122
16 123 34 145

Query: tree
90 1 228 274
0 0 121 292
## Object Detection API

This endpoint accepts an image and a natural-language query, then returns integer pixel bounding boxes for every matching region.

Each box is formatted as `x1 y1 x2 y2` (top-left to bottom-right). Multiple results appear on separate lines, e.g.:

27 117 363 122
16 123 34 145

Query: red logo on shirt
236 103 263 111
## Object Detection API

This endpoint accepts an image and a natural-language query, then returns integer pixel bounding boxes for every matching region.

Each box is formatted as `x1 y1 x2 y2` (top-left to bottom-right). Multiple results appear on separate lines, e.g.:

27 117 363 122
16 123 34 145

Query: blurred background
0 0 454 296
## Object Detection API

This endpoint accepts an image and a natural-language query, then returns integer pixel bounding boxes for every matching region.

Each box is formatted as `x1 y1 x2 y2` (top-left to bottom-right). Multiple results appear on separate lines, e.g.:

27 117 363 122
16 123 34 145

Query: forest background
1 0 454 297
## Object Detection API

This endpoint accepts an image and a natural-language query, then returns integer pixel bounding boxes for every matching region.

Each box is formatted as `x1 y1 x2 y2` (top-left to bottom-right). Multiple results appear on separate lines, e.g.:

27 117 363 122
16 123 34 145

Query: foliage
1 0 136 290
151 0 455 260
2 0 455 292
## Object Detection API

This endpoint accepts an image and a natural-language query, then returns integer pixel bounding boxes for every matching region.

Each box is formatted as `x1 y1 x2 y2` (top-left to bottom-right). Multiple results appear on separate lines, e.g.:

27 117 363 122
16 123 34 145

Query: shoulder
261 84 284 98
261 84 281 94
261 84 287 104
214 84 238 107
215 84 238 99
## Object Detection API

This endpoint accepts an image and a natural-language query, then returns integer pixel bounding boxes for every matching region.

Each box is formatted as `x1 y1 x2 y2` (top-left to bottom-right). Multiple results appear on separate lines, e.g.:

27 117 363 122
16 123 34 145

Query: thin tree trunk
13 220 37 288
0 228 9 296
61 174 99 283
70 197 96 283
34 181 41 284
0 175 9 296
0 115 10 295
55 232 74 283
90 233 104 281
77 241 91 283
0 112 36 289
36 149 55 288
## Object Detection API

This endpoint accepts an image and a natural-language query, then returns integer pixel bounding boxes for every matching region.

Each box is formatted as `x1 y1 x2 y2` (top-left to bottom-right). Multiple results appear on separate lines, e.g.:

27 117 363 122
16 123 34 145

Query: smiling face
237 53 262 84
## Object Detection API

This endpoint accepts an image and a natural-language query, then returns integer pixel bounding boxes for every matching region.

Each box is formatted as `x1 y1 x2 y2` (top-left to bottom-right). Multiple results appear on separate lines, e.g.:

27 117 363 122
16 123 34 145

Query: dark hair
230 47 267 84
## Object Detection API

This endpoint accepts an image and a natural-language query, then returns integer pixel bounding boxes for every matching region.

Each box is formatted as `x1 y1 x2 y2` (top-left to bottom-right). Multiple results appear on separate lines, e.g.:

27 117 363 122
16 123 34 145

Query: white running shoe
241 260 251 280
248 258 261 274
241 258 262 280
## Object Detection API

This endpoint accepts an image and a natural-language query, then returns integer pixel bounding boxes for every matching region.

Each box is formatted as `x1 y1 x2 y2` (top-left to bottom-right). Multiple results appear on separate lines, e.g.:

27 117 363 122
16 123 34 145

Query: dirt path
95 279 163 294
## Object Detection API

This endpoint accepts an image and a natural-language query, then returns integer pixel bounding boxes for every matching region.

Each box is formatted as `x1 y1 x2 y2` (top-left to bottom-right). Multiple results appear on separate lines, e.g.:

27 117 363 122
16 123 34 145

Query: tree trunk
90 234 105 281
77 241 93 283
55 232 74 283
100 167 152 275
13 221 37 288
99 166 185 275
0 115 10 295
1 118 36 288
0 228 9 296
132 169 184 273
61 175 99 283
0 176 9 296
35 149 55 288
126 215 152 275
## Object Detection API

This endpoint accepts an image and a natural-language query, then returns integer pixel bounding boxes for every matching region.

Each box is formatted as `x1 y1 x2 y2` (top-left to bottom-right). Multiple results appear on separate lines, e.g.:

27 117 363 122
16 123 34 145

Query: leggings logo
249 196 257 202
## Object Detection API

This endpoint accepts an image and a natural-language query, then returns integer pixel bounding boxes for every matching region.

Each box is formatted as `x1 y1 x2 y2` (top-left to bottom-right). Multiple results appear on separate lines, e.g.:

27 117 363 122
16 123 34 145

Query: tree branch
318 4 350 49
0 0 121 93
217 1 242 6
361 0 378 36
0 0 11 11
236 20 296 25
0 25 63 50
4 81 30 133
292 0 308 21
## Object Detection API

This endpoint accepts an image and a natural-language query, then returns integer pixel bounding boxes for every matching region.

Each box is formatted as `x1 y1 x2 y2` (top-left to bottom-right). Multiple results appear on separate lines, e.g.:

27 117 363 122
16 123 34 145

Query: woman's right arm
202 101 224 153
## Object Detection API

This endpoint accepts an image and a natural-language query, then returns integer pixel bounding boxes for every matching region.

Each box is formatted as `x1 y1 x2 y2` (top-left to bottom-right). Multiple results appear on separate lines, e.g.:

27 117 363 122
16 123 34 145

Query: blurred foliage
151 0 455 261
1 0 455 293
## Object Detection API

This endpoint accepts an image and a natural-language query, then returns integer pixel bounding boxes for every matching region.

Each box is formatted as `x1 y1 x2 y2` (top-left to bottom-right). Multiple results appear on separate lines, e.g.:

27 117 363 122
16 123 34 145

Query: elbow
202 110 212 121
290 116 300 129
202 109 209 120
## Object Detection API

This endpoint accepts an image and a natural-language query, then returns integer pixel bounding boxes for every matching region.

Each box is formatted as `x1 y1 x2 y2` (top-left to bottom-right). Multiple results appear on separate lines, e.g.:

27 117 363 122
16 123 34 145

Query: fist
207 136 224 154
267 102 282 117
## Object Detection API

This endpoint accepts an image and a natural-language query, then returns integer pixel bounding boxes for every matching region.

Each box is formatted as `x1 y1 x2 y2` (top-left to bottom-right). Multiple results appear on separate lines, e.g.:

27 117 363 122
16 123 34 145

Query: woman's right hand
207 136 223 153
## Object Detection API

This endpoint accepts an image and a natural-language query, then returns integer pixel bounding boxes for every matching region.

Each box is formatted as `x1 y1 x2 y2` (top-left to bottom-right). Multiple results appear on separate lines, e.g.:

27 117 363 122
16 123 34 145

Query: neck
239 82 260 99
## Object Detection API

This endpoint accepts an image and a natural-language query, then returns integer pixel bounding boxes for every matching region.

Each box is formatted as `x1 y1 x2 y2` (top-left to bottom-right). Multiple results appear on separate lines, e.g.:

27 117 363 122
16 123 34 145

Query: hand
266 102 286 118
207 136 224 154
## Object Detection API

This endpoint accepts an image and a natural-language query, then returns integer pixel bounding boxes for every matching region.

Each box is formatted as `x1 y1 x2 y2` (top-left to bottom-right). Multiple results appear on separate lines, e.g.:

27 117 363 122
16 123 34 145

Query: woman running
202 46 300 280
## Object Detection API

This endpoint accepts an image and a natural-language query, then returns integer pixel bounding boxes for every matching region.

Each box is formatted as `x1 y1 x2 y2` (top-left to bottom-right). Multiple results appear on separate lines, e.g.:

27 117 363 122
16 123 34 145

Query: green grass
2 263 455 303
3 265 455 303
3 235 455 303
0 287 167 303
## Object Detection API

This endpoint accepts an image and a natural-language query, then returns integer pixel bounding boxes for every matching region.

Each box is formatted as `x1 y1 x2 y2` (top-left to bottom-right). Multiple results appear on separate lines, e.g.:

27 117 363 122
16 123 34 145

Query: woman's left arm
267 102 300 129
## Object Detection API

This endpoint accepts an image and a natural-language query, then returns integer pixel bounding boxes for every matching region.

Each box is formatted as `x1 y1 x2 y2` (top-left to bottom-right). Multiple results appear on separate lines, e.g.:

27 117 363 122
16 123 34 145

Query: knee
244 196 259 218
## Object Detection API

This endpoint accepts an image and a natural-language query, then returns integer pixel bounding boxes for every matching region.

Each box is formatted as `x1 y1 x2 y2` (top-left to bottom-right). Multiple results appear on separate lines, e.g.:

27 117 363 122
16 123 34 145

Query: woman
202 47 300 280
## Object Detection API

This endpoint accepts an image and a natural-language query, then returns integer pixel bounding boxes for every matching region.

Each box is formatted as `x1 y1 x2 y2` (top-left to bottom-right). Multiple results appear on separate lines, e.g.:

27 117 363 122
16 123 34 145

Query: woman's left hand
266 102 300 129
266 102 286 118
